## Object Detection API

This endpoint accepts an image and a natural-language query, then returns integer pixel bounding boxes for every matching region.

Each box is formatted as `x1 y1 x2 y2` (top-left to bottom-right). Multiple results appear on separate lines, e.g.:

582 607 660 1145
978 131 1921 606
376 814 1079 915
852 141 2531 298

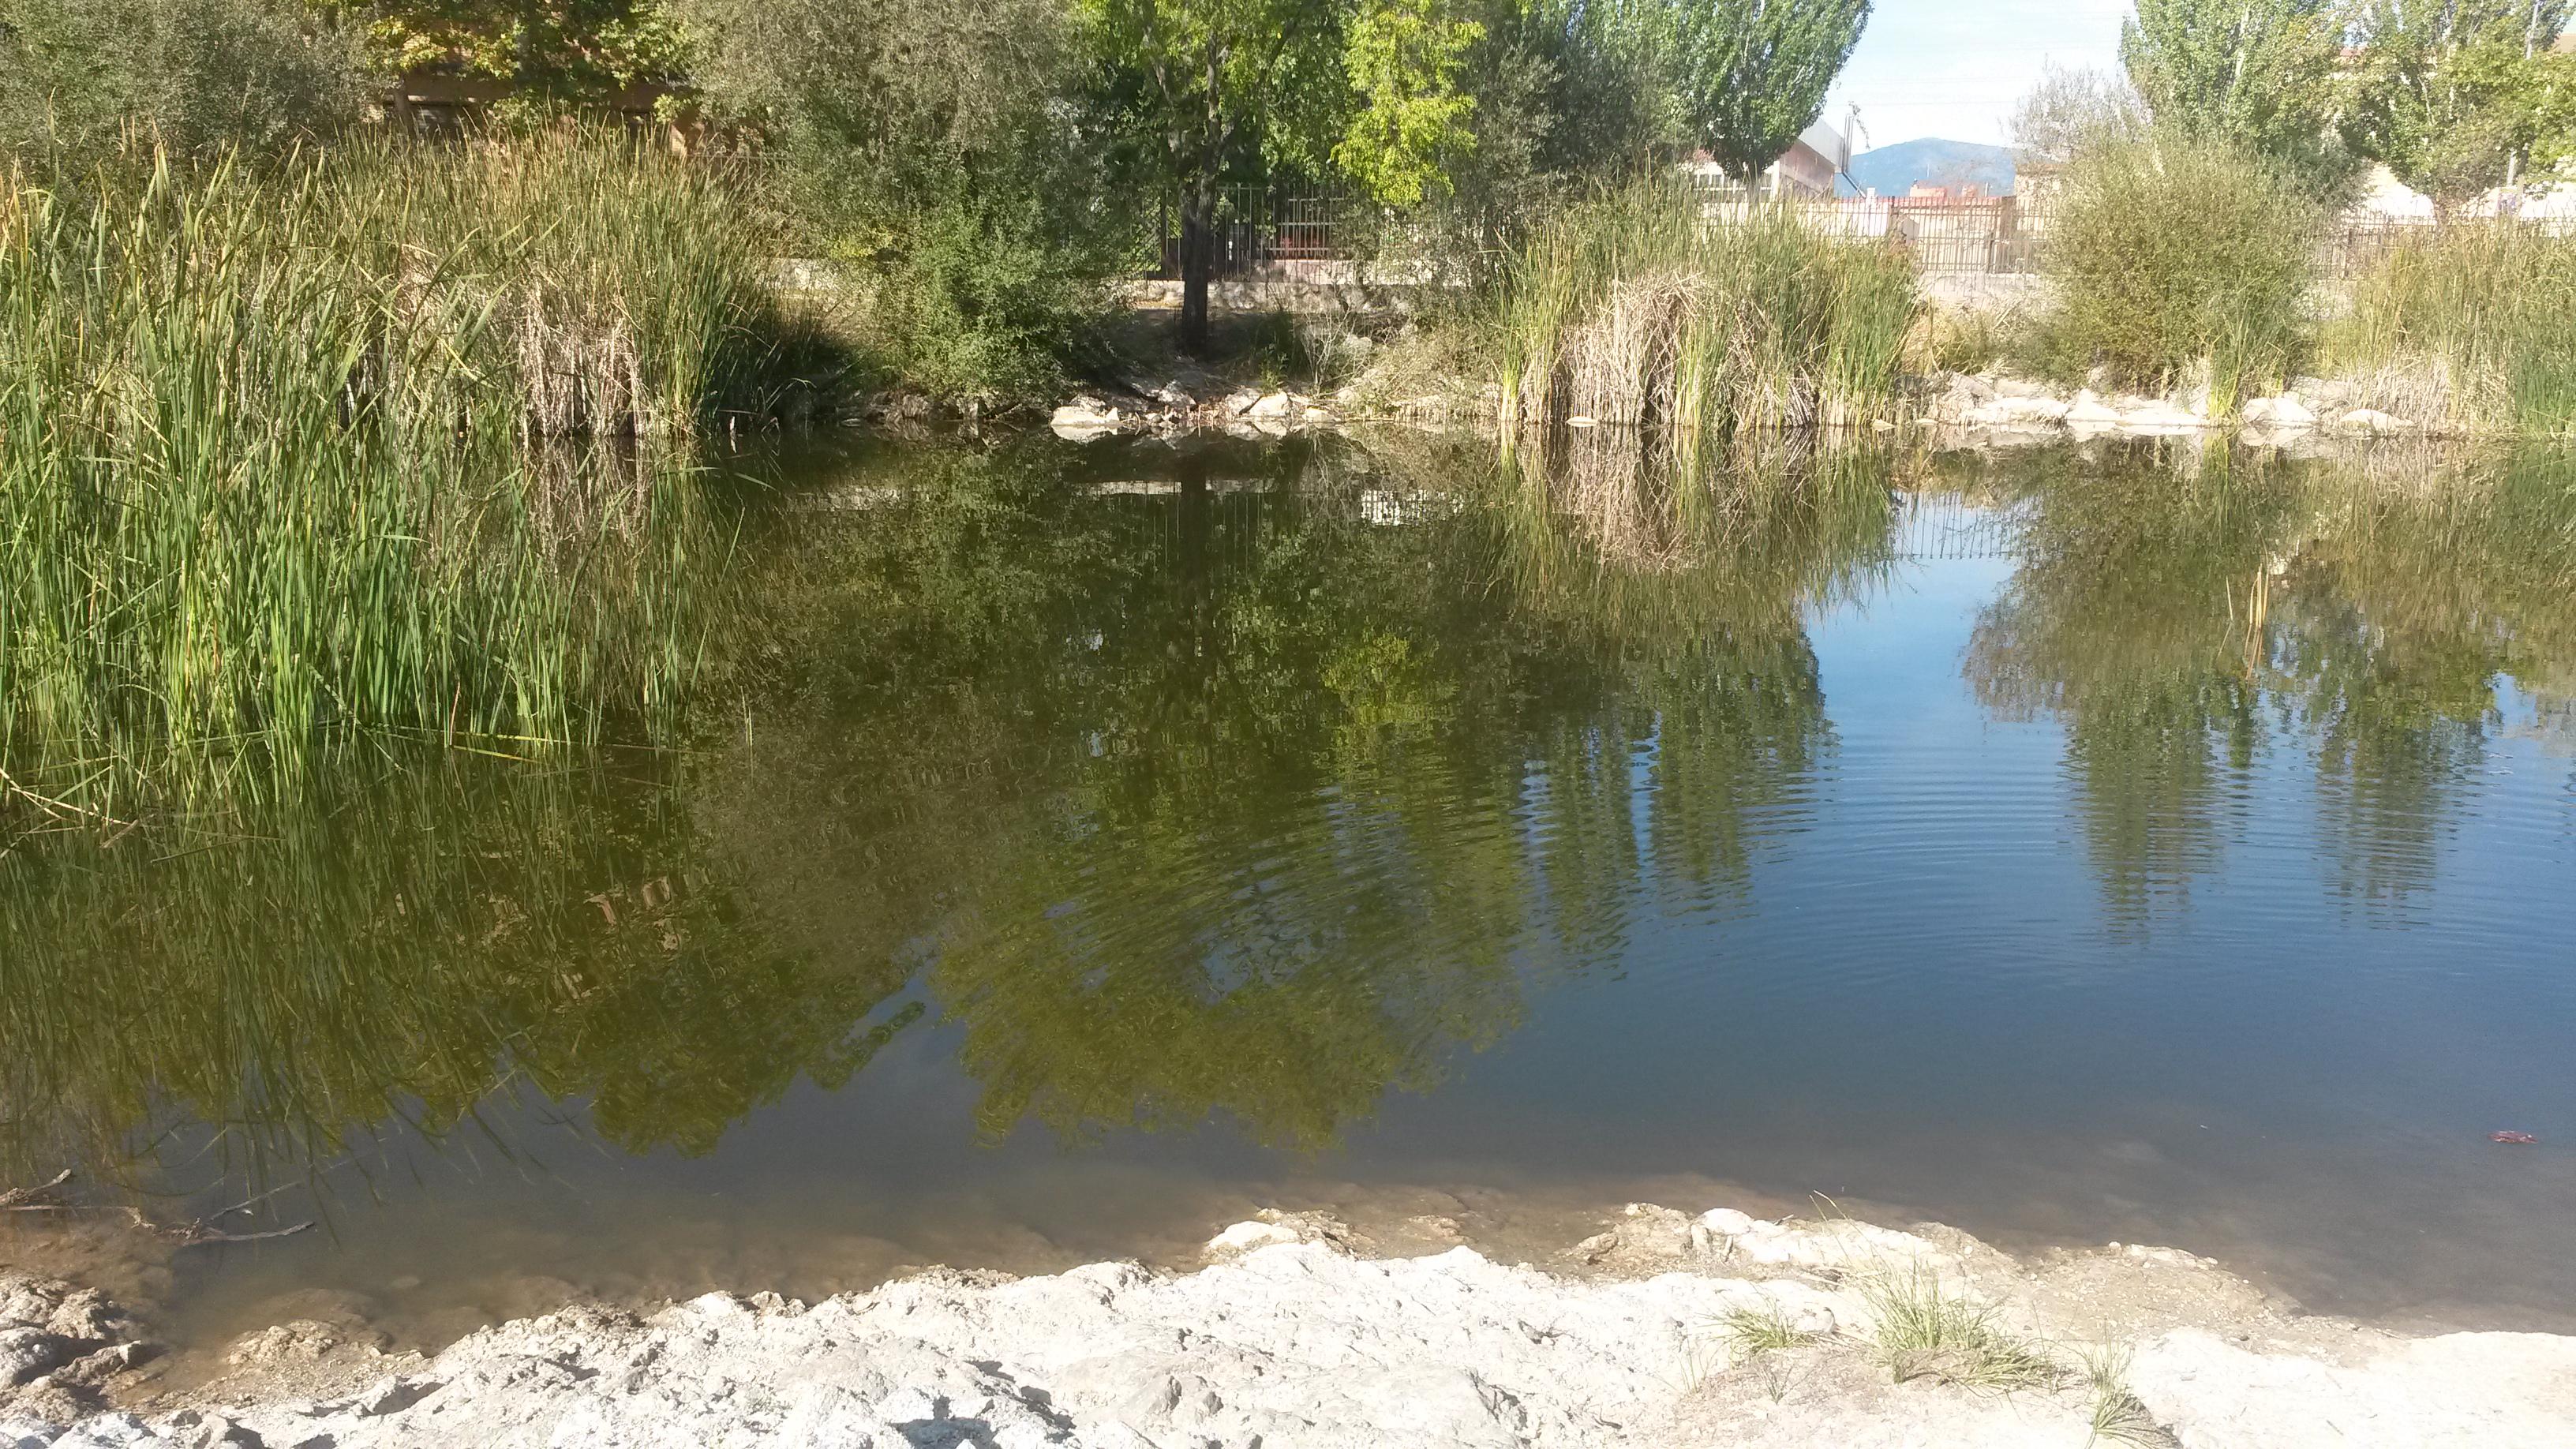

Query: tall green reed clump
1497 182 1919 447
2331 225 2576 437
2034 135 2326 412
0 140 773 811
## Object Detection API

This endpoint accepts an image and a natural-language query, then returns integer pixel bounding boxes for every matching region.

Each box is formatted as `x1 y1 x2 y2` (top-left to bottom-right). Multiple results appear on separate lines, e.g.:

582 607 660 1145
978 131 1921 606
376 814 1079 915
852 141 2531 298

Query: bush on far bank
0 0 361 177
2030 135 2327 410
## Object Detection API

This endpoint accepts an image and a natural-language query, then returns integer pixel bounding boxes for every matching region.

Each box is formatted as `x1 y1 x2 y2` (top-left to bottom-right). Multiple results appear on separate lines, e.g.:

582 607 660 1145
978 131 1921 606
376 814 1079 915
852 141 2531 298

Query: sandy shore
7 1202 2574 1447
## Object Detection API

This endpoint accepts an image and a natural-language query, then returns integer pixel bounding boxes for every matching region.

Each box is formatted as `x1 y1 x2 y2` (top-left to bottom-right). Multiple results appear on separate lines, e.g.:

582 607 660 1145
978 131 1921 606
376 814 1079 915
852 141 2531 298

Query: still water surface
6 432 2575 1350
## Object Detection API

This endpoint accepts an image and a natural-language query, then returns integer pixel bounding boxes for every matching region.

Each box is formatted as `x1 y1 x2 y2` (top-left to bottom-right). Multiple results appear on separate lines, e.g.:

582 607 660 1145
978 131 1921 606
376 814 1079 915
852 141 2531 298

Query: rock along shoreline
9 1203 2576 1448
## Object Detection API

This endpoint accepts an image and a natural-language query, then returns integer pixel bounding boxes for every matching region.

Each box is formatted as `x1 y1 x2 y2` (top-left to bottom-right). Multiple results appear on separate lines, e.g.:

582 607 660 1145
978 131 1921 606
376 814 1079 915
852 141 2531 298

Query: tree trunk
1178 189 1215 357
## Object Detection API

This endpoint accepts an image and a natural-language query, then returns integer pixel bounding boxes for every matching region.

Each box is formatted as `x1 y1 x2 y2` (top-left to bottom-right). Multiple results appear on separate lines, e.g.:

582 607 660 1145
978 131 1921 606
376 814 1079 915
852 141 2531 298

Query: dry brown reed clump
1498 182 1919 449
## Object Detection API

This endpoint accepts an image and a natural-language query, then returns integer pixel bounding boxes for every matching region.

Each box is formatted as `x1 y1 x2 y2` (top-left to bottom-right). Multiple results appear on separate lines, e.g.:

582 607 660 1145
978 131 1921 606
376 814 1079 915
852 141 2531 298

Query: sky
1824 0 2132 152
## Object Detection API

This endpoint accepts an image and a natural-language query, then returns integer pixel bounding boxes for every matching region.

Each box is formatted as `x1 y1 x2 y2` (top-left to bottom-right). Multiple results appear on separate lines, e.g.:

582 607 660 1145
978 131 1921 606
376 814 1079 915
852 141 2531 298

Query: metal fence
1144 183 2576 286
1149 185 1391 283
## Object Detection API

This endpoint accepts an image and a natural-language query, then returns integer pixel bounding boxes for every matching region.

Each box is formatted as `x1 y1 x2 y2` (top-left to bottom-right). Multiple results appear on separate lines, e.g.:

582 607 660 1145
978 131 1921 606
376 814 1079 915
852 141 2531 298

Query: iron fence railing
1149 185 1392 282
1141 182 2576 286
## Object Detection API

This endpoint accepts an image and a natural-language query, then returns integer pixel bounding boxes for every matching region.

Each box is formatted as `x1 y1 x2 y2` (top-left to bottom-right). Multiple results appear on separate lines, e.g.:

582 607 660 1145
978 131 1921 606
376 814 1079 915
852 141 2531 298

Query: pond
6 429 2575 1357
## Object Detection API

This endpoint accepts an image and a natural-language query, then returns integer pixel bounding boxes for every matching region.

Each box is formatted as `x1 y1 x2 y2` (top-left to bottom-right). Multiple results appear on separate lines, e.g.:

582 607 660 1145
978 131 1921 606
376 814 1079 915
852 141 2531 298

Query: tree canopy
1077 0 1484 349
2119 0 2357 193
2342 0 2573 210
1665 0 1870 180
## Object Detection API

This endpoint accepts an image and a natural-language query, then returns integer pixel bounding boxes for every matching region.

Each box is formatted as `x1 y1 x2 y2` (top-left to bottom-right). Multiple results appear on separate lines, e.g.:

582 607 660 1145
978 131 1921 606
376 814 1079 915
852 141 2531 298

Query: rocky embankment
1043 369 2452 447
9 1205 2576 1447
1049 377 1476 442
1919 373 2438 444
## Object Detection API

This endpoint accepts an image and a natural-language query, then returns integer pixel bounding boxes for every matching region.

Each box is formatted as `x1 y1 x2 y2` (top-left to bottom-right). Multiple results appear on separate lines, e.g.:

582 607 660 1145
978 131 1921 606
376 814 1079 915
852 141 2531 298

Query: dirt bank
8 1203 2574 1447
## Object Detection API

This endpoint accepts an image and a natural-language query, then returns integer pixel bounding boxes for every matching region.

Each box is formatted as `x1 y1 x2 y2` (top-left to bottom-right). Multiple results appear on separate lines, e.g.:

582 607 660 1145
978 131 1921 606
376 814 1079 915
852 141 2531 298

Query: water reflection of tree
1964 441 2576 925
700 434 1890 1149
0 433 1892 1185
1966 450 2290 923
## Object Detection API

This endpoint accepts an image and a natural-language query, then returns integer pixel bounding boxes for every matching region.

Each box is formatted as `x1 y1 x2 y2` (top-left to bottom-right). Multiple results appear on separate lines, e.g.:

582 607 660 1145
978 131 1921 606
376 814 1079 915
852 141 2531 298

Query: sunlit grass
0 137 811 813
1859 1264 2065 1393
2329 223 2576 437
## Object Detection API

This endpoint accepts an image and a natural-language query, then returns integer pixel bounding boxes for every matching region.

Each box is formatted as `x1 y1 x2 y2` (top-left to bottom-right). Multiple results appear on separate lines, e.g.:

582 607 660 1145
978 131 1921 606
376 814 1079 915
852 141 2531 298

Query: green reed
1496 181 1919 447
0 138 791 813
2331 224 2576 437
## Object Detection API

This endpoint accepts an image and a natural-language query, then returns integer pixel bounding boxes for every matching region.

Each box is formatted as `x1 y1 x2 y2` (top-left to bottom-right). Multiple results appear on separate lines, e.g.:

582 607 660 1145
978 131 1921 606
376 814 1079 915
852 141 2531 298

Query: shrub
677 0 1121 406
2329 223 2576 436
0 0 361 175
2035 135 2326 410
842 182 1121 407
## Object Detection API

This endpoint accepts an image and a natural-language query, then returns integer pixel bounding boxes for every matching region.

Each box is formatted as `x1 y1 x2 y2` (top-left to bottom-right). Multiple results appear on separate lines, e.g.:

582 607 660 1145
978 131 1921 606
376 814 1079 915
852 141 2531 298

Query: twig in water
0 1169 75 1211
123 1207 314 1248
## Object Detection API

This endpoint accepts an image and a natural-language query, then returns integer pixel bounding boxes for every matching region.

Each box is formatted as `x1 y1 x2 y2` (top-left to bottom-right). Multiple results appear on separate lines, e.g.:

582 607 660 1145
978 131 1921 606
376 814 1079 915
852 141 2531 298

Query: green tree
2344 0 2570 213
2120 0 2357 193
1080 0 1481 353
1664 0 1870 182
313 0 685 98
1336 0 1485 206
677 0 1114 402
2537 47 2576 173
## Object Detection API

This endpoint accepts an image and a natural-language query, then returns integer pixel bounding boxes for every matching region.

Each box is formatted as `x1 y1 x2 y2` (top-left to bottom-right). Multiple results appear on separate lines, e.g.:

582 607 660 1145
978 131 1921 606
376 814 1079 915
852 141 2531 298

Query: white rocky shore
9 1205 2576 1448
1043 368 2446 448
1917 372 2434 444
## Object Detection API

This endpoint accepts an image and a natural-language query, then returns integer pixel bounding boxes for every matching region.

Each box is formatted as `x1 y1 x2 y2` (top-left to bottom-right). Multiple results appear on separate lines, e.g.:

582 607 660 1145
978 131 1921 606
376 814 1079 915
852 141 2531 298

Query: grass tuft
1720 1299 1825 1357
1859 1265 2066 1393
2075 1342 2177 1447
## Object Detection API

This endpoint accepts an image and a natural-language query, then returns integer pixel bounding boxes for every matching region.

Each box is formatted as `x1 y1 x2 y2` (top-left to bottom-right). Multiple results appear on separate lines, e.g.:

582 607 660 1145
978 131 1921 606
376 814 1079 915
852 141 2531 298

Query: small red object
2492 1131 2540 1145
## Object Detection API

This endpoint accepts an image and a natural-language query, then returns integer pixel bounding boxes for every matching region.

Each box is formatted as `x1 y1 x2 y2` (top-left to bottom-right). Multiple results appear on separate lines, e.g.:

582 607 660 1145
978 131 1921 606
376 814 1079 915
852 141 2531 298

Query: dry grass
2074 1342 2178 1447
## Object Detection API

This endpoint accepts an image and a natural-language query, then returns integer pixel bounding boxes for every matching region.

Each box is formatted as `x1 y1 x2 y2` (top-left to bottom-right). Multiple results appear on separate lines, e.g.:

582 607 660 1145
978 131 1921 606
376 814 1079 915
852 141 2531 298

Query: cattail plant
0 135 796 816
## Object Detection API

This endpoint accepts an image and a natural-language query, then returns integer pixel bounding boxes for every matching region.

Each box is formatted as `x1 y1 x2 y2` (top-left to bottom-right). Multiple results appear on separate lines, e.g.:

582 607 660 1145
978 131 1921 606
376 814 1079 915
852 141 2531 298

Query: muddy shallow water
6 431 2575 1355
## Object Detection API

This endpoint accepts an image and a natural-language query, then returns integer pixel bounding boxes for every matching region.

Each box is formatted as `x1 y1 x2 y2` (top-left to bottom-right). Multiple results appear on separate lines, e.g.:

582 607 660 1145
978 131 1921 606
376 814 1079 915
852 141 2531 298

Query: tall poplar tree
2120 0 2356 193
1665 0 1870 182
2343 0 2570 212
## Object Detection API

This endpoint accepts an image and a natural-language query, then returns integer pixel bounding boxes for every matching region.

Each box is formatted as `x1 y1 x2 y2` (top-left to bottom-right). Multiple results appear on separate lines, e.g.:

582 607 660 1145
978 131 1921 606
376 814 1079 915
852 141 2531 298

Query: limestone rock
2116 399 2208 431
2132 1326 2576 1448
1968 395 2070 428
1205 1221 1300 1256
2336 407 2415 435
2064 390 2124 429
1048 398 1126 440
2241 394 2320 429
28 1208 2576 1449
0 1332 65 1391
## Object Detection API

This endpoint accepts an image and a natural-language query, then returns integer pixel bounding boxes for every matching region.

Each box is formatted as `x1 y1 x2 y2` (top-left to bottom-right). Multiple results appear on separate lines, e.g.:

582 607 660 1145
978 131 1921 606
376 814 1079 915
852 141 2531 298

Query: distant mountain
1840 139 2017 199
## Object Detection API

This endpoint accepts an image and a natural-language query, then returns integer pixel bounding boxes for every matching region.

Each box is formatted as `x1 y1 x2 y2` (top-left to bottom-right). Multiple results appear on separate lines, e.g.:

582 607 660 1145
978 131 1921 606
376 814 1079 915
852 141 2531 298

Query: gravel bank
7 1204 2573 1447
